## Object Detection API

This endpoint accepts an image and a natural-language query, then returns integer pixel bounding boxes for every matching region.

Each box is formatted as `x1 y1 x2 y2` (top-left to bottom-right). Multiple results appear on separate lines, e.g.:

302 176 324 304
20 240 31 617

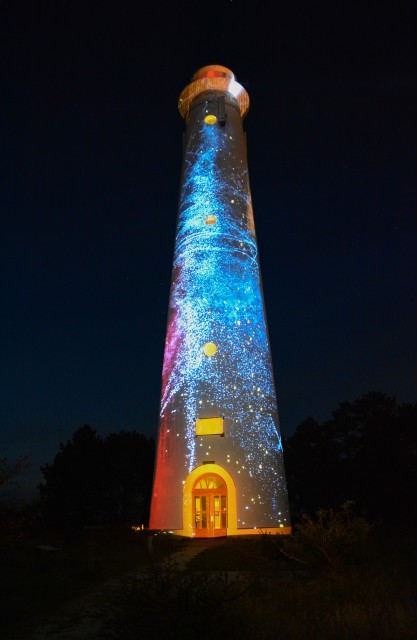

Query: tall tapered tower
149 65 291 537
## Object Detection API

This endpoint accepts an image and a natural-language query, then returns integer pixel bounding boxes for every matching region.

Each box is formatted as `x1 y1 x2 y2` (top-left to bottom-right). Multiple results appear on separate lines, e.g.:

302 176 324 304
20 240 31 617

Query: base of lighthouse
152 463 292 539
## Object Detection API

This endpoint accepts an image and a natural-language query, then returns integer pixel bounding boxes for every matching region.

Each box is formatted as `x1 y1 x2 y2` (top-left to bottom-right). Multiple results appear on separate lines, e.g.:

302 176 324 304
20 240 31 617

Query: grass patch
186 536 281 572
97 526 417 639
97 553 417 639
3 522 417 639
0 525 178 638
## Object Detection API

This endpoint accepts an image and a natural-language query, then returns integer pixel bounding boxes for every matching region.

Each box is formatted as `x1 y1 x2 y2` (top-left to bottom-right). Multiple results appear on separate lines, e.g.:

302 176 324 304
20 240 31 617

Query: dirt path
11 541 214 640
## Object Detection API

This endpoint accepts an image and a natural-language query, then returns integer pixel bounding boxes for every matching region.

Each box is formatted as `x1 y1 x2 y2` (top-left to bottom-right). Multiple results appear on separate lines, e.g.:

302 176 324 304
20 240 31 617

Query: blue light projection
151 90 290 530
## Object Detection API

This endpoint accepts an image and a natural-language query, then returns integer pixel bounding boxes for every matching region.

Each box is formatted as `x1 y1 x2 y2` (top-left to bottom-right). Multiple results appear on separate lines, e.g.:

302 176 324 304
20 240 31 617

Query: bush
273 501 374 576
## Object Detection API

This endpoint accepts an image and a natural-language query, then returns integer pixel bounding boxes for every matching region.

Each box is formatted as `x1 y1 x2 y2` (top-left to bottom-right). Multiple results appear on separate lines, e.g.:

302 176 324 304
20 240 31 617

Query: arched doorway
192 473 227 538
177 463 236 538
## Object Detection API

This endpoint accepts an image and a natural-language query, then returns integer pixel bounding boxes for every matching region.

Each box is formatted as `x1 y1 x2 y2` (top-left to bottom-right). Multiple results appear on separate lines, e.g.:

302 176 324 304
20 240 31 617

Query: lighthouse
149 65 291 537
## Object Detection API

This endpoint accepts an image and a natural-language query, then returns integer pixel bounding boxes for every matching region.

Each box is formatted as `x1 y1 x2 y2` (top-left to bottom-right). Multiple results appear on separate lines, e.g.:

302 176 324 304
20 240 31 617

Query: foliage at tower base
0 454 37 548
284 392 417 528
38 425 155 529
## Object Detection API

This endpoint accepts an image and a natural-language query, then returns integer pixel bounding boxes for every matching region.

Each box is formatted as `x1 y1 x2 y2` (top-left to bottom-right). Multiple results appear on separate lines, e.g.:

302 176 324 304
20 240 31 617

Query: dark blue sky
1 2 416 496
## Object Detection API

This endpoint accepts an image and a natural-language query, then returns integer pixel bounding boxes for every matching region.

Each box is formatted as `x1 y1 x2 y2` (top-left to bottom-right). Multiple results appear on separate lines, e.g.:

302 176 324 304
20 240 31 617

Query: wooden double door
193 474 227 538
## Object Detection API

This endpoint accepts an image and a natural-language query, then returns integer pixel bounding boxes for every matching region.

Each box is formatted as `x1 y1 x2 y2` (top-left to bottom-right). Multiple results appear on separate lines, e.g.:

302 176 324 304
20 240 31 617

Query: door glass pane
214 495 219 529
192 476 227 533
194 496 201 528
221 495 227 528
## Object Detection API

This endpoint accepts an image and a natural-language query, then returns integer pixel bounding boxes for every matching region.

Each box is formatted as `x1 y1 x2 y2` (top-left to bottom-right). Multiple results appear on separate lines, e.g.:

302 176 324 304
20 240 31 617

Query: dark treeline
38 426 155 529
6 391 415 534
2 393 417 638
284 391 417 528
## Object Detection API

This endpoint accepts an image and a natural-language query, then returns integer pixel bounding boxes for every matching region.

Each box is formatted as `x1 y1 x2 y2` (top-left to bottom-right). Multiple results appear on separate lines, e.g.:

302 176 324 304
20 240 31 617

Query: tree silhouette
284 417 343 514
39 425 155 529
0 455 30 489
285 392 417 527
0 454 33 548
102 431 155 523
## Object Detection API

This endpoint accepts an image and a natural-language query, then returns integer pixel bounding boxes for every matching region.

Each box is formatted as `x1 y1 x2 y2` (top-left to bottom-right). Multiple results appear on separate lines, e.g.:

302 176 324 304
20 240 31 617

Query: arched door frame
177 463 237 537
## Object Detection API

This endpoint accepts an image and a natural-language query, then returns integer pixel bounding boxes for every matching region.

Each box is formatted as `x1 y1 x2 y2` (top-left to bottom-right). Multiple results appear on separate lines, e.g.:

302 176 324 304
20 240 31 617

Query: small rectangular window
195 417 224 436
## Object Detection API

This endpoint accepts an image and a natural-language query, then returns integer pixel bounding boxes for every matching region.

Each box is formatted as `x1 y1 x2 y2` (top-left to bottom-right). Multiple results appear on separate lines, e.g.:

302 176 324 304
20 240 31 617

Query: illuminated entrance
177 463 237 538
193 474 227 538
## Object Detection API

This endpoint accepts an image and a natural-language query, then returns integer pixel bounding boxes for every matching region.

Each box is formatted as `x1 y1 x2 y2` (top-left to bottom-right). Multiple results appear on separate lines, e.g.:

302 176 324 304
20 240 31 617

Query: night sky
1 2 416 497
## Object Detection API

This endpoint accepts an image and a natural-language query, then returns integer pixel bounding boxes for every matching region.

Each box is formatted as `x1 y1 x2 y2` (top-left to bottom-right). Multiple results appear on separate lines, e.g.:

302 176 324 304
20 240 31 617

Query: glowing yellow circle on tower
204 215 217 225
202 342 218 356
204 114 217 125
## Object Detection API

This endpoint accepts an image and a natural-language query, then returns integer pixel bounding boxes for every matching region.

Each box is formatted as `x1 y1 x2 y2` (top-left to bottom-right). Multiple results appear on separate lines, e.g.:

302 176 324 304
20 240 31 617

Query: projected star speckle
151 69 290 531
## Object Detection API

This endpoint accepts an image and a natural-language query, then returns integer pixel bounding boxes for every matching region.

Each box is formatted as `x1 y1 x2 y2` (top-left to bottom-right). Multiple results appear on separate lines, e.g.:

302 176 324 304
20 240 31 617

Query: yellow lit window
204 114 217 124
195 417 224 436
194 475 224 489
